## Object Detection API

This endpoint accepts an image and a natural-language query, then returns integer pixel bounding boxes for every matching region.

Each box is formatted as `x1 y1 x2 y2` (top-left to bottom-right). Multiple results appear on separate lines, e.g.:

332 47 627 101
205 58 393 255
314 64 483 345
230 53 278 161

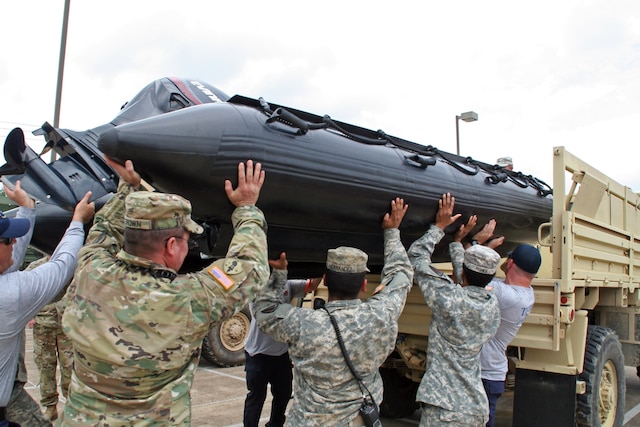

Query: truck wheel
379 367 419 418
577 325 625 427
201 307 251 367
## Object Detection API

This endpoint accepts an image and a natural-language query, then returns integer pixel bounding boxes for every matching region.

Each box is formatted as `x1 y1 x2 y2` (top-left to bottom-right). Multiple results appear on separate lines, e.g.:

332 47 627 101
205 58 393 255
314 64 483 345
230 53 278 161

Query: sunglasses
0 237 14 245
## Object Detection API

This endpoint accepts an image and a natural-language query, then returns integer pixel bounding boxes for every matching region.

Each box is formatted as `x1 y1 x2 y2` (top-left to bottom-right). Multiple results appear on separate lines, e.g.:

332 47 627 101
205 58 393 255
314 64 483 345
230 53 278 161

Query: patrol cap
125 191 204 234
464 245 500 275
497 156 513 167
0 210 30 239
326 246 370 273
508 244 541 274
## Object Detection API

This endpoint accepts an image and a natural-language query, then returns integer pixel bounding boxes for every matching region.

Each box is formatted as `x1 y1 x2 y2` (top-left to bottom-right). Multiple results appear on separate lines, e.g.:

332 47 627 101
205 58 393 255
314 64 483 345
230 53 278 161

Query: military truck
376 146 635 427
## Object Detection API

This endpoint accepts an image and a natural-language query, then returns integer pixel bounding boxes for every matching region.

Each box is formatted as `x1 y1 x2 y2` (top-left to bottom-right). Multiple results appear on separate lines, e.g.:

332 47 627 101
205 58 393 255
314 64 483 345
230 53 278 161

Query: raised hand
454 214 478 243
268 251 288 270
225 160 265 207
473 219 497 245
72 191 96 224
5 180 35 208
434 193 461 231
382 197 409 230
104 156 141 189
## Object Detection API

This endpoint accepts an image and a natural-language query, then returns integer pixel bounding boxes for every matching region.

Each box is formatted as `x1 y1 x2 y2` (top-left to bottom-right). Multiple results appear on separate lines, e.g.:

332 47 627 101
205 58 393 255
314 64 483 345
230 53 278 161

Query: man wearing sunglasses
0 181 95 427
60 157 269 426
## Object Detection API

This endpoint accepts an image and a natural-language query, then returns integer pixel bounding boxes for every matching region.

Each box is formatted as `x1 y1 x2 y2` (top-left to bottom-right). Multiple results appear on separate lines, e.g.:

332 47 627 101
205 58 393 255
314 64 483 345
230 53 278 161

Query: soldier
496 157 513 171
243 252 321 427
29 256 74 422
254 197 413 426
60 158 269 426
407 193 501 427
0 182 94 427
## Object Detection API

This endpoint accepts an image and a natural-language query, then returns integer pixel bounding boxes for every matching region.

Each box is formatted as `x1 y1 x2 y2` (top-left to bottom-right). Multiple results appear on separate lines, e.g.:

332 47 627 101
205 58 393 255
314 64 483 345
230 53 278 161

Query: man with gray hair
60 158 269 426
408 193 501 426
254 197 413 426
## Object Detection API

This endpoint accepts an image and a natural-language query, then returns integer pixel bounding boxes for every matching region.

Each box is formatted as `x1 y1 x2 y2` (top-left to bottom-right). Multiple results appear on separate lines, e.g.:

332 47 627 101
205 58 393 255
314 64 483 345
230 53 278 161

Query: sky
1 0 640 192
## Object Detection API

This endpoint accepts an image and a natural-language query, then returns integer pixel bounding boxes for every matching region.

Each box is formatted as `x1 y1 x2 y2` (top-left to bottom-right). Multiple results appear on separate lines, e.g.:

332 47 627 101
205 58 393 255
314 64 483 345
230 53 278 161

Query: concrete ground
20 325 513 427
21 327 640 427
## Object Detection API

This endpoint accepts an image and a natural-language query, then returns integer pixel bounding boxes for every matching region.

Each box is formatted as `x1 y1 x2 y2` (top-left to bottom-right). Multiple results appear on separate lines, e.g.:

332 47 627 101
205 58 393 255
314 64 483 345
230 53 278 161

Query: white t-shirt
480 278 534 381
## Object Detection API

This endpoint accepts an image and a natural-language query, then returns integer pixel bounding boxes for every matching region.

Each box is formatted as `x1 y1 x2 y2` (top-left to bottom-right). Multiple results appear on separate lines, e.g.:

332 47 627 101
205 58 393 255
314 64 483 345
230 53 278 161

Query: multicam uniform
407 225 500 426
254 227 413 427
60 182 269 426
28 256 74 413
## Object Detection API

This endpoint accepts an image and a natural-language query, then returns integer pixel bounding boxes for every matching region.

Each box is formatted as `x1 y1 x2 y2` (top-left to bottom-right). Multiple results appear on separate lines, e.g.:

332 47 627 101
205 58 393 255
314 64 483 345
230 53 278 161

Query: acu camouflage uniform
29 256 74 411
407 225 500 426
60 182 269 426
254 228 413 427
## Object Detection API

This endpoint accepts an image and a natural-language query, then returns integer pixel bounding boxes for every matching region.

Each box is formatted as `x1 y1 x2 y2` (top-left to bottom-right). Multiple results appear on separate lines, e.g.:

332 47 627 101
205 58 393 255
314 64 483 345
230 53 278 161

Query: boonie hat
125 191 203 234
464 245 500 275
326 246 370 273
0 210 31 239
508 244 541 274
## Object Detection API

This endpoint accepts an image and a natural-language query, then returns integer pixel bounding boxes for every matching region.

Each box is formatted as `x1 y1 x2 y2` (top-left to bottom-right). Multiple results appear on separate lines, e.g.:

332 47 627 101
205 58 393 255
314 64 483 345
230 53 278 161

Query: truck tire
577 325 625 427
379 367 419 418
201 307 251 367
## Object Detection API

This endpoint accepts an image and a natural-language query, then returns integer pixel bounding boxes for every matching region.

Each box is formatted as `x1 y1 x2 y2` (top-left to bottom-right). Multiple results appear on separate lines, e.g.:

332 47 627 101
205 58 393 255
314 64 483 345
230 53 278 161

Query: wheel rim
218 312 250 352
598 359 618 427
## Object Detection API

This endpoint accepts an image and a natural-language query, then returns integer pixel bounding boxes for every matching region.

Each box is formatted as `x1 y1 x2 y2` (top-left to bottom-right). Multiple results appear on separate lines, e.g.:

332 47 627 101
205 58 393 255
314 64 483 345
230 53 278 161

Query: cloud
1 0 640 192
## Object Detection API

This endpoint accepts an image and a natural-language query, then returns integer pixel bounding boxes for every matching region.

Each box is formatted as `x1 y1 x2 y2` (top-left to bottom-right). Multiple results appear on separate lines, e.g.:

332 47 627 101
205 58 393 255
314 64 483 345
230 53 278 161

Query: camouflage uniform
254 228 413 427
407 225 500 427
29 256 74 416
5 338 52 427
60 182 269 426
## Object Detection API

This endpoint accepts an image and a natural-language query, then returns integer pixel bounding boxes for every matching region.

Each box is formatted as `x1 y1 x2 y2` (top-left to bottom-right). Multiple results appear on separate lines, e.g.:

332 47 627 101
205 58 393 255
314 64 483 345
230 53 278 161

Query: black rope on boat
256 98 553 196
438 152 479 175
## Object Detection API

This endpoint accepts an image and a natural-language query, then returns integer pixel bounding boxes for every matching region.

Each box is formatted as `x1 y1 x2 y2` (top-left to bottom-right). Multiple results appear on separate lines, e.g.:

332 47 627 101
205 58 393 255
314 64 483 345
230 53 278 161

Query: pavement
20 327 640 427
20 324 513 427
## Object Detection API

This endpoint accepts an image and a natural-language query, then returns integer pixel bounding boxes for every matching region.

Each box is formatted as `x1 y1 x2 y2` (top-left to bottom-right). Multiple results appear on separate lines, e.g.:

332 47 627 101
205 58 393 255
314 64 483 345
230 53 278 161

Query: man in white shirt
480 243 541 427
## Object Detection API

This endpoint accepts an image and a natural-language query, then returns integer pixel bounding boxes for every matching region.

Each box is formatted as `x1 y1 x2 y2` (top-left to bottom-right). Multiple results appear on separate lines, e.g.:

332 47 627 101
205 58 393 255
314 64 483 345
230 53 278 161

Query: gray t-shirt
0 207 85 406
480 278 535 381
245 277 307 356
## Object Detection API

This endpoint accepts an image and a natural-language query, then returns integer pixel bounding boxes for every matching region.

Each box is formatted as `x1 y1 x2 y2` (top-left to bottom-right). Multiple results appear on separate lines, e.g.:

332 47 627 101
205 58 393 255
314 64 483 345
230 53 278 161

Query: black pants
243 351 293 427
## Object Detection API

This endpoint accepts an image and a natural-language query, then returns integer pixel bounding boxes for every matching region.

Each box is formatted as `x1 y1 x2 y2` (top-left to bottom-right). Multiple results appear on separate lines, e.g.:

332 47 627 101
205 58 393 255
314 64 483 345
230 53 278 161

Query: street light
455 111 478 155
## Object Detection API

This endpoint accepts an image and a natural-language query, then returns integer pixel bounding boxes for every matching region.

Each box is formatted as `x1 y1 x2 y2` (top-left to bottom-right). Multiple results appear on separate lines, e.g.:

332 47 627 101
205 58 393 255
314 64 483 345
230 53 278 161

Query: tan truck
376 146 635 427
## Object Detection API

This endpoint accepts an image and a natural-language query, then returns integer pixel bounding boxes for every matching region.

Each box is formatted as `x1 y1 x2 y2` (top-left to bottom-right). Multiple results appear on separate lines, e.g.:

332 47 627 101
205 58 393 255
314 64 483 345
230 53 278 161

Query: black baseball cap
508 244 541 274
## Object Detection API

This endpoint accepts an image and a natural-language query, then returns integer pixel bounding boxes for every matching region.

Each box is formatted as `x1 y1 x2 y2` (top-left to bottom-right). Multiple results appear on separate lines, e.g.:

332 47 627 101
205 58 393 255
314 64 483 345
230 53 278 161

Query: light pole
455 111 478 155
52 0 71 162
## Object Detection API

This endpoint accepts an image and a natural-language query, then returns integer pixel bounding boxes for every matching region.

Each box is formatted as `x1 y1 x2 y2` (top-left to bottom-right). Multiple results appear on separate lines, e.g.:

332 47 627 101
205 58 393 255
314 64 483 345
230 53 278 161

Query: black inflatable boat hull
97 96 552 274
0 77 552 276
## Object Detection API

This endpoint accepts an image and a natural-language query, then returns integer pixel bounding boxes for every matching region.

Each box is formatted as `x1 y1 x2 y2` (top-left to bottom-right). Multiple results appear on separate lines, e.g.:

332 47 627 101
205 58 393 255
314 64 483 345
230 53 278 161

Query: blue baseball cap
508 244 541 274
0 211 31 239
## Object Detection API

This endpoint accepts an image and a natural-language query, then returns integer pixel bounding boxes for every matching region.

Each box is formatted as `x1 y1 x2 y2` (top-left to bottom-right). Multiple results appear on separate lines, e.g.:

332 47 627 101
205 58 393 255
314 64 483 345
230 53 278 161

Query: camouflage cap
497 156 513 167
326 246 370 273
125 191 204 234
464 245 501 275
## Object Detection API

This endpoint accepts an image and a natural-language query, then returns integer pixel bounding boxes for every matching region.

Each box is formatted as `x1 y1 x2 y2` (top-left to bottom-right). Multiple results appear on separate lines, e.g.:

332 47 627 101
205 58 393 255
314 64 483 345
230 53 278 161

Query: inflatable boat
1 77 552 276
